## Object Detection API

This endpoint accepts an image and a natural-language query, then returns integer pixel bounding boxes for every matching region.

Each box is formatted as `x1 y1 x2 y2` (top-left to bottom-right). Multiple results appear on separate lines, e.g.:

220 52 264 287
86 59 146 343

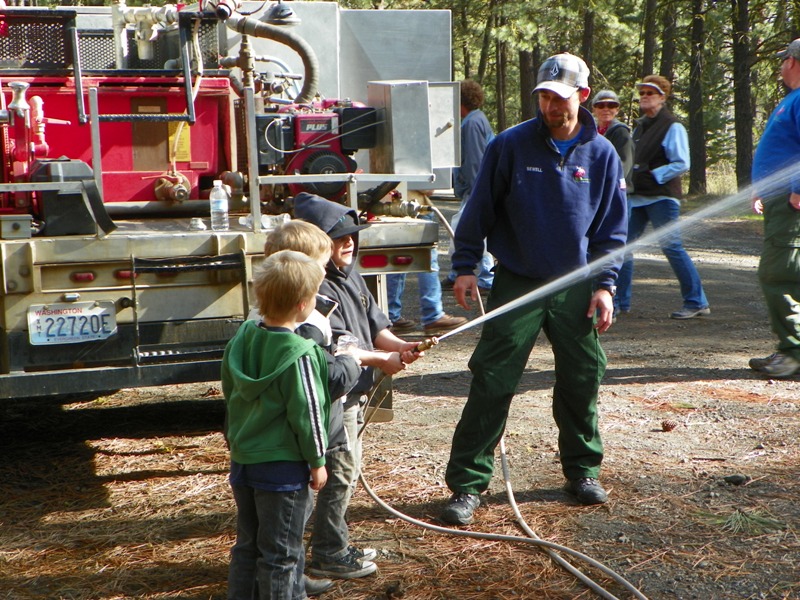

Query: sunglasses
594 102 619 109
639 90 659 96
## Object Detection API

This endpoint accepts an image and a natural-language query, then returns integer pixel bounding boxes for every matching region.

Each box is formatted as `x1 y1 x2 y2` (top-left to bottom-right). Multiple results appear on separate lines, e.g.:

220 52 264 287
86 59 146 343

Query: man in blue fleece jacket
441 53 628 525
749 38 800 379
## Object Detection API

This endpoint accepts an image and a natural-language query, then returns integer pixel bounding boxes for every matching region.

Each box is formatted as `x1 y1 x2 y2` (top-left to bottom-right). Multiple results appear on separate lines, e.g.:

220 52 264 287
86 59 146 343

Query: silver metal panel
64 6 113 30
359 219 439 247
221 3 454 188
225 4 452 104
428 82 460 169
368 81 432 175
338 9 452 100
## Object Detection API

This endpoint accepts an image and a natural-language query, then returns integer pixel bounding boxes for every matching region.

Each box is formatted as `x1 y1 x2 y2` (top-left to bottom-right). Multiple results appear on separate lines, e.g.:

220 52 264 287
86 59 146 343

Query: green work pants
445 266 606 495
759 195 800 360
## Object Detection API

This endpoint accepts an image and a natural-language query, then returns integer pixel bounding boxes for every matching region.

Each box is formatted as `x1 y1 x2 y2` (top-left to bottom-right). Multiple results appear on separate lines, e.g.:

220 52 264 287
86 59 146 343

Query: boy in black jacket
293 192 423 579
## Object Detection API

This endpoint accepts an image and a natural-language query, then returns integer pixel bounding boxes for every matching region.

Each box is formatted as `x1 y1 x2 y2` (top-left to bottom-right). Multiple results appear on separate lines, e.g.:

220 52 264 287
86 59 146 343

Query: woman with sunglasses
591 89 633 187
616 74 710 321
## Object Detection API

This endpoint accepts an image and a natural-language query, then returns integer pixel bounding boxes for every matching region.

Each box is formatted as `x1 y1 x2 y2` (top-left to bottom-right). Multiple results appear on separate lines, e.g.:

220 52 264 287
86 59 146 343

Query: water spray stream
435 165 795 344
362 166 792 599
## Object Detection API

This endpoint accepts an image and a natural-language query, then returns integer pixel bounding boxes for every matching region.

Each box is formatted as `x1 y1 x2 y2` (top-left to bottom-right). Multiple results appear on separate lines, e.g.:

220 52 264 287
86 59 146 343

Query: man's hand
588 289 614 333
454 274 478 310
356 348 406 374
752 195 764 215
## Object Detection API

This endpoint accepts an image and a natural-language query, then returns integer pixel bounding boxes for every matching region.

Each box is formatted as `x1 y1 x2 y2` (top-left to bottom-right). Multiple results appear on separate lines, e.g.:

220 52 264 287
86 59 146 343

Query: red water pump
254 97 377 203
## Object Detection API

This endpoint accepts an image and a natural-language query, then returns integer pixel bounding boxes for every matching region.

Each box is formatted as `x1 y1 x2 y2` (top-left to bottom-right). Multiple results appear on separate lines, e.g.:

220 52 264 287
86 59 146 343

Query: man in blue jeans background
444 79 496 291
387 203 467 336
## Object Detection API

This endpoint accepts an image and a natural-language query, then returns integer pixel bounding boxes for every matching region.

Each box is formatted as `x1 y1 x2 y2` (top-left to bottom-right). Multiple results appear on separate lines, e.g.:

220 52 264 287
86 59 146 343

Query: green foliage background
27 0 800 192
340 0 799 193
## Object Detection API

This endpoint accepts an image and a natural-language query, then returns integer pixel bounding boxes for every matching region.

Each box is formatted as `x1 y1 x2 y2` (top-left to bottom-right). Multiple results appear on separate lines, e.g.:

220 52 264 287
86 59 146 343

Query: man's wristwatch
598 285 617 297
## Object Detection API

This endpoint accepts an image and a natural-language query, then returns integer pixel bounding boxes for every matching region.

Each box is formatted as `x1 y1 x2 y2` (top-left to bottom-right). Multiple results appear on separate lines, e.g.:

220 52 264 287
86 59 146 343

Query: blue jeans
386 248 444 326
616 198 708 312
310 399 363 563
448 197 495 289
228 483 310 600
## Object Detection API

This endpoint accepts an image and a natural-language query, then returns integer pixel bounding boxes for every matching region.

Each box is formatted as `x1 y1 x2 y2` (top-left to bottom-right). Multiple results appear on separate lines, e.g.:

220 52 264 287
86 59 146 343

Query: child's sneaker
308 553 377 579
347 545 377 562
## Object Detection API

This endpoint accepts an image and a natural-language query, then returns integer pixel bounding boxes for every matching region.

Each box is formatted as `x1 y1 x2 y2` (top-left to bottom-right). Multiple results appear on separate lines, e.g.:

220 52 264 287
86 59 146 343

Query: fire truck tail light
114 270 138 280
70 271 96 282
360 254 389 269
391 255 414 266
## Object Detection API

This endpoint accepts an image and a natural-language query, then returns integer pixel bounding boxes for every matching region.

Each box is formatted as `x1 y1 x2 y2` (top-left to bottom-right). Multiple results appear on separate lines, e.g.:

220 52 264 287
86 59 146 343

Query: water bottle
209 180 229 231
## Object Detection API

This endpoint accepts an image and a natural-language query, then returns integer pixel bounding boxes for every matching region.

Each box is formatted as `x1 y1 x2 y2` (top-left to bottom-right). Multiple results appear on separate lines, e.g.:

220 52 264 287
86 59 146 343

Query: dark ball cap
327 213 369 240
292 192 370 240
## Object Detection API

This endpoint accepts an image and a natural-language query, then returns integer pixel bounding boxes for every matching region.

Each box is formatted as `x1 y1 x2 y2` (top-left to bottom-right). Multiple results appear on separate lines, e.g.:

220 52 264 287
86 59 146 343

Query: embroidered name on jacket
526 166 543 173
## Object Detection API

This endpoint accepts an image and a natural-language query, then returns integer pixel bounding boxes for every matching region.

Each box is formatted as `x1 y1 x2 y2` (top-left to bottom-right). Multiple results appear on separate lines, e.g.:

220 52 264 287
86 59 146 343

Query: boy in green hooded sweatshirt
223 249 330 600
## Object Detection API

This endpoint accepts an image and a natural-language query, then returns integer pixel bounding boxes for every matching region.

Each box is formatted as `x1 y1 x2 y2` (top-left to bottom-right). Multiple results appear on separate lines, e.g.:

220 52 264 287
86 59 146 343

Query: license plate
28 301 117 345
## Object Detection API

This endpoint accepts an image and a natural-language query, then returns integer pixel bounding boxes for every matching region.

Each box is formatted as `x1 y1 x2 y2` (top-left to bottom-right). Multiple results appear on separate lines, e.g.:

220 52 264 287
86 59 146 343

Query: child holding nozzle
293 192 425 580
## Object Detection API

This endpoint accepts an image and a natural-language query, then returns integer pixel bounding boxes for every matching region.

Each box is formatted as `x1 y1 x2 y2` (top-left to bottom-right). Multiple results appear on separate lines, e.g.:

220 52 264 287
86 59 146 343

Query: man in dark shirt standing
440 53 628 525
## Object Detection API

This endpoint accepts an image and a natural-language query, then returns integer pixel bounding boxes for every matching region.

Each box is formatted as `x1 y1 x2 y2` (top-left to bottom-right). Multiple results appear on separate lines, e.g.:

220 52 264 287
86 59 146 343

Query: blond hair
264 219 332 265
254 250 324 320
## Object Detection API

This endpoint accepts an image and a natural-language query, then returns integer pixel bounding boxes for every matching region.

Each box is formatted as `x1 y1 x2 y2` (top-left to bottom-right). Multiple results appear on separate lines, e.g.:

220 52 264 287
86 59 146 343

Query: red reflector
360 254 389 269
114 270 137 280
70 271 95 282
391 255 414 266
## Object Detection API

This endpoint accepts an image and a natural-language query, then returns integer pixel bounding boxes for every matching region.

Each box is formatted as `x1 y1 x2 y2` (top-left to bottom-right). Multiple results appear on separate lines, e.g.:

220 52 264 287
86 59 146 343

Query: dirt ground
1 199 798 600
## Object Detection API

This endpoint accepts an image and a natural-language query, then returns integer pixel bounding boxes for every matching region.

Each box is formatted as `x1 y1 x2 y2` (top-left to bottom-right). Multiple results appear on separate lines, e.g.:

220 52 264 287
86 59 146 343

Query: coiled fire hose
356 202 648 600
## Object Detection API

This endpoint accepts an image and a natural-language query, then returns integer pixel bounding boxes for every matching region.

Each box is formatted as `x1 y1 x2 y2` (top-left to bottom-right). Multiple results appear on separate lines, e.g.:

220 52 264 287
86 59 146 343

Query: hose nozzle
414 337 438 354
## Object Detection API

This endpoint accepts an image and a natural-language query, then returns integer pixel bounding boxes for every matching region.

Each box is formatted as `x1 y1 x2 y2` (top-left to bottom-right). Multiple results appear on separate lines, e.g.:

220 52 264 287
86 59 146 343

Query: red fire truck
0 1 459 415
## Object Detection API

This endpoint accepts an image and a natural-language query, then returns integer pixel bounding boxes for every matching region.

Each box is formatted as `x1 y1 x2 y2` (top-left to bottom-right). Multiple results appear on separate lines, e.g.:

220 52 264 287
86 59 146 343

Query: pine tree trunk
660 9 678 80
519 50 536 122
477 0 496 85
582 8 595 88
496 36 507 132
641 0 659 78
732 0 754 189
688 0 707 195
